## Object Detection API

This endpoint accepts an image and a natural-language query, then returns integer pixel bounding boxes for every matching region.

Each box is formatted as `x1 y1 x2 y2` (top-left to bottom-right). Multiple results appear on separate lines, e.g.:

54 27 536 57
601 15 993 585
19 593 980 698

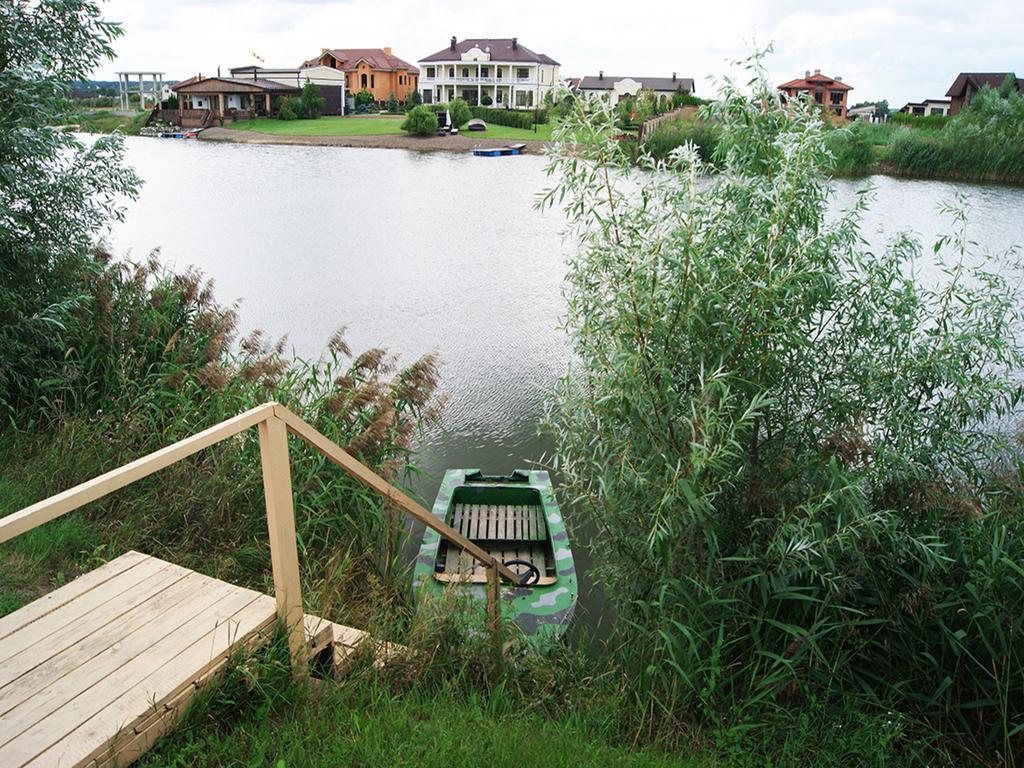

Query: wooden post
486 558 502 670
258 414 307 672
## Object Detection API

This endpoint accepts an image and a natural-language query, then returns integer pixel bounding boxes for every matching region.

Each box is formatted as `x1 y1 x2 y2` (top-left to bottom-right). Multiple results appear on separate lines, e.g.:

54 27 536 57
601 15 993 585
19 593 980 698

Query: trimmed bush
401 105 438 135
468 106 534 130
447 98 471 128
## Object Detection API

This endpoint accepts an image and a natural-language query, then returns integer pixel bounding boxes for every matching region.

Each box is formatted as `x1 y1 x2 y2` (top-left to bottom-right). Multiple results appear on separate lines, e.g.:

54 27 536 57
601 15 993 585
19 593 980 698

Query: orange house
302 47 418 103
778 69 853 119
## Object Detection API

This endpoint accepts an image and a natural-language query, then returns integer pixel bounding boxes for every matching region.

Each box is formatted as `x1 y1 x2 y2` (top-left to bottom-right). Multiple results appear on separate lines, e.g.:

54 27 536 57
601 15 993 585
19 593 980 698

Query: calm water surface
109 137 1024 632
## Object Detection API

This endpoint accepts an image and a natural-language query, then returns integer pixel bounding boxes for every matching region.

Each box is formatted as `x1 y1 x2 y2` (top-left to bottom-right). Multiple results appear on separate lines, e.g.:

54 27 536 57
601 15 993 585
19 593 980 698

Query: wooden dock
0 550 343 768
0 403 517 767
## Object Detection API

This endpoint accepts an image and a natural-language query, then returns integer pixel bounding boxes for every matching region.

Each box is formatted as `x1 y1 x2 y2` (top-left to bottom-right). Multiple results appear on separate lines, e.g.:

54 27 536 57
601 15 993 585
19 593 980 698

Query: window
830 91 843 105
448 67 455 78
929 107 944 115
462 67 469 78
517 68 529 79
496 89 503 103
423 90 433 104
426 67 435 78
516 90 532 107
399 75 404 85
371 74 375 88
496 69 503 79
480 66 489 76
361 73 367 88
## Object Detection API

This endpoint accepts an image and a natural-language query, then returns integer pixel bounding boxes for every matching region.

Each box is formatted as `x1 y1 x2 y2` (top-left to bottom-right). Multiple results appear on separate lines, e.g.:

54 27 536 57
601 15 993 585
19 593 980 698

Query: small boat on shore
472 143 526 157
413 469 577 643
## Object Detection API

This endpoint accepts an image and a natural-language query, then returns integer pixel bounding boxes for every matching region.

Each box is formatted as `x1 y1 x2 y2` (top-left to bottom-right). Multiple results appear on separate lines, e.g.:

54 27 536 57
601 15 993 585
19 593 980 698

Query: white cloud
97 0 1021 106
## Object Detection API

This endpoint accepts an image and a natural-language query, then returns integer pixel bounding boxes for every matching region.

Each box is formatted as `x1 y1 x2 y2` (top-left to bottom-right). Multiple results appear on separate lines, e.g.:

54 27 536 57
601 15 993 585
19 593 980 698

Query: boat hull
413 469 577 644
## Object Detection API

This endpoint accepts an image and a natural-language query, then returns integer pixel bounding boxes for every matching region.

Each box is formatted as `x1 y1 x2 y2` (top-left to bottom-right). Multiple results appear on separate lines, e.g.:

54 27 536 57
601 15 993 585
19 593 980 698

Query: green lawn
141 675 707 768
224 115 553 141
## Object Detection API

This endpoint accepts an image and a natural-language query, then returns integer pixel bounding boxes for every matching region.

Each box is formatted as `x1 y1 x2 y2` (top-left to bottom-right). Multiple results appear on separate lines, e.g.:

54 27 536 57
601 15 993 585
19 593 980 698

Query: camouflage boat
412 469 577 643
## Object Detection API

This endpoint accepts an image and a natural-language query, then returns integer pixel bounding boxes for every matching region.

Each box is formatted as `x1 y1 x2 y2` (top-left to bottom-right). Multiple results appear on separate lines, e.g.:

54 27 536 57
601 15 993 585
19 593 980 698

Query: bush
408 89 422 107
480 94 492 106
468 106 534 130
401 105 438 135
542 52 1024 759
354 90 375 110
299 81 326 119
891 112 950 130
447 98 471 128
386 93 399 113
824 123 876 174
277 96 297 120
642 118 719 162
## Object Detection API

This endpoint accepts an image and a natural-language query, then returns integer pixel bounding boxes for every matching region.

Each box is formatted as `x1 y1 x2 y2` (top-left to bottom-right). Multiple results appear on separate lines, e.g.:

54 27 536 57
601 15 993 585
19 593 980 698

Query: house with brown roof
778 69 853 119
578 72 695 107
945 72 1023 115
417 37 560 108
171 76 300 126
302 47 418 104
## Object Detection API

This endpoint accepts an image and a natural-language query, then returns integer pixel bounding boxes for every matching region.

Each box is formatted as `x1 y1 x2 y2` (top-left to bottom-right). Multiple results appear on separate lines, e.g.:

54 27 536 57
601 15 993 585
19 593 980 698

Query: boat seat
437 543 555 585
449 503 547 542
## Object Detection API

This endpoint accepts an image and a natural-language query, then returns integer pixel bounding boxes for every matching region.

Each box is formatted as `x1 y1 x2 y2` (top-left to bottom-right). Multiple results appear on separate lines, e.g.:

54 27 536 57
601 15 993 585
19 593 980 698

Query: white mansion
418 37 560 108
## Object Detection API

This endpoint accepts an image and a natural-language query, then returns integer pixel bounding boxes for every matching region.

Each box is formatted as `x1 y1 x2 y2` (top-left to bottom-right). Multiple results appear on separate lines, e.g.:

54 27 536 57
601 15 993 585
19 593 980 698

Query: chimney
384 46 392 56
599 70 603 80
672 72 677 81
835 75 842 82
814 68 821 74
805 70 810 78
512 37 518 50
217 65 221 77
450 36 457 50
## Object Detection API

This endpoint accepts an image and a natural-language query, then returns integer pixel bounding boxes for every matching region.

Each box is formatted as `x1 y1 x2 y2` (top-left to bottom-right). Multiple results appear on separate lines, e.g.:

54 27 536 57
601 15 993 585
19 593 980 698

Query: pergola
116 71 165 111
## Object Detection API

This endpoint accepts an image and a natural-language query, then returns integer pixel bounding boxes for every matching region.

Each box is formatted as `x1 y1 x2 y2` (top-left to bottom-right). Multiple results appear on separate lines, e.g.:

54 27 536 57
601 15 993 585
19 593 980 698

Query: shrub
480 94 492 106
891 112 950 129
824 123 876 174
401 105 438 135
299 81 326 119
468 106 534 130
386 93 399 113
354 90 375 110
447 98 471 128
277 96 297 120
642 118 719 162
542 51 1024 758
408 89 422 107
0 0 140 413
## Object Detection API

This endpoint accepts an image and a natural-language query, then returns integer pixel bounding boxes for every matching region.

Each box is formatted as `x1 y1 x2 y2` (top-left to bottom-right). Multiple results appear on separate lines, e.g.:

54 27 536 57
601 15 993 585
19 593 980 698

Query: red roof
778 71 853 91
302 48 418 74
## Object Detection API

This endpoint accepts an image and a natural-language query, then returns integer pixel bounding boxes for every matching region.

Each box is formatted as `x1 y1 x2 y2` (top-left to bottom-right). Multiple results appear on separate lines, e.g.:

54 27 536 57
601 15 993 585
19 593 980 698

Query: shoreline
199 126 549 154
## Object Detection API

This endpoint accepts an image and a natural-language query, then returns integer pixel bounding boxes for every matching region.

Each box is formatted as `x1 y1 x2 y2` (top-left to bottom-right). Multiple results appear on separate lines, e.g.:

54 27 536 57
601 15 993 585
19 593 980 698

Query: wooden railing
0 402 518 669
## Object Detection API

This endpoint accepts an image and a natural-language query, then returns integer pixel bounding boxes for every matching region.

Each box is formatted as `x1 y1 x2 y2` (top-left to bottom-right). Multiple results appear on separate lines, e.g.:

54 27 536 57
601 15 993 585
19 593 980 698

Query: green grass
73 108 147 135
226 116 408 136
224 115 553 141
140 665 708 768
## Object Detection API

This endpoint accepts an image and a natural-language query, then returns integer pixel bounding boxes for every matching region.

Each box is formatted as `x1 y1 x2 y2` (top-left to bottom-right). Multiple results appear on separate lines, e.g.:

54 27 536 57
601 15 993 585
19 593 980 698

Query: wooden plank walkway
0 551 340 768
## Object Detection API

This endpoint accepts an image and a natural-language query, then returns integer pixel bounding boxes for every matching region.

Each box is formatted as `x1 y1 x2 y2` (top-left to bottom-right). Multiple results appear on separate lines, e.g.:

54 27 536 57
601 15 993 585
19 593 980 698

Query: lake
108 137 1024 632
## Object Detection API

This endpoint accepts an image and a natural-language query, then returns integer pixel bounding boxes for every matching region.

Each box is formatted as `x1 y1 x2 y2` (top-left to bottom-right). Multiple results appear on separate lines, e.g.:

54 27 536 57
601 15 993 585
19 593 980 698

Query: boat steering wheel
503 559 541 586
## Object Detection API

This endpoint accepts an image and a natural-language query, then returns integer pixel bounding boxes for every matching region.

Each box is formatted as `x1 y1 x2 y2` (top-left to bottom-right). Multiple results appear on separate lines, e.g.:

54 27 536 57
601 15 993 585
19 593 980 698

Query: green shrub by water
470 105 542 130
642 119 719 162
402 104 439 135
543 53 1024 761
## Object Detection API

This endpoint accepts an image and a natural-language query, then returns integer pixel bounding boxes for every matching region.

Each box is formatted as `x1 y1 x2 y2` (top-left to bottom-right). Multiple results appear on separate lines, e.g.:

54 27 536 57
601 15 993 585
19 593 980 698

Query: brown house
302 47 418 103
945 72 1023 115
778 69 853 119
171 76 300 126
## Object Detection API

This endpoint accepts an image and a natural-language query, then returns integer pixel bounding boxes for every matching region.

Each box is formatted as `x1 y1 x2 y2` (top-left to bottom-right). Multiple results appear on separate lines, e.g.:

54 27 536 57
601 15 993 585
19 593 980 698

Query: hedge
469 106 548 129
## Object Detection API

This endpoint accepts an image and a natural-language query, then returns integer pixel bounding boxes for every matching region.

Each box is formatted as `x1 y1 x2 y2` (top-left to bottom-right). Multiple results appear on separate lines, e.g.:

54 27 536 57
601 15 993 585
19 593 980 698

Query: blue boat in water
472 143 526 157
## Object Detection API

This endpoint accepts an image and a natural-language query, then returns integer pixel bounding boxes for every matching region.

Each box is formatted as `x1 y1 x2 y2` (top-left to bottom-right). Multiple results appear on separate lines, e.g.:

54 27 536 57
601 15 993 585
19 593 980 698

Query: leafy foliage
401 105 439 135
447 97 472 128
386 92 399 113
542 52 1024 760
298 80 326 119
0 0 141 414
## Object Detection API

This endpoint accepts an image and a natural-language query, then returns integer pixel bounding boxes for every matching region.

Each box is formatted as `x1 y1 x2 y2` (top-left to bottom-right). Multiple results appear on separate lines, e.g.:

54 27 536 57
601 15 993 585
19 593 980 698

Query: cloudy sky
97 0 1020 107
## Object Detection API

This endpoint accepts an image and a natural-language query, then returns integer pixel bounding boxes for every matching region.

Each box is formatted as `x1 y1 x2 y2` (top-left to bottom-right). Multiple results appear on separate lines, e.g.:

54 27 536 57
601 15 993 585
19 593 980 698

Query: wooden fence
637 105 700 143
